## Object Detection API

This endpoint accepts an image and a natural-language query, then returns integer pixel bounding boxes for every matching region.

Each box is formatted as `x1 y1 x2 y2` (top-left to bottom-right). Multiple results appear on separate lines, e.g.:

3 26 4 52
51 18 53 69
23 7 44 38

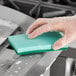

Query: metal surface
0 19 18 45
0 5 62 76
65 58 75 76
2 50 61 76
0 1 75 76
25 51 61 76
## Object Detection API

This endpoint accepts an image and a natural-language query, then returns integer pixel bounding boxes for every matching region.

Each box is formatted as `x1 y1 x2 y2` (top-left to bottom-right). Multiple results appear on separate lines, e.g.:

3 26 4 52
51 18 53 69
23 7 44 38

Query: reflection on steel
65 58 75 76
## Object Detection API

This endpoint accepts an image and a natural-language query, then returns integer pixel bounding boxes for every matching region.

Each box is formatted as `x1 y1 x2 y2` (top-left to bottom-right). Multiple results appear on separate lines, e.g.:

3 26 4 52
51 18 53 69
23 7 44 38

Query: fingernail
28 34 33 39
26 31 29 35
53 45 60 50
26 33 28 35
28 36 31 38
53 43 62 50
26 29 30 35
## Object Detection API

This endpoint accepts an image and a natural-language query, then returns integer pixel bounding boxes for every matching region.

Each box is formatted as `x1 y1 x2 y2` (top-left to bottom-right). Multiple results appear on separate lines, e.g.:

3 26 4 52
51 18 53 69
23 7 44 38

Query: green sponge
8 32 68 55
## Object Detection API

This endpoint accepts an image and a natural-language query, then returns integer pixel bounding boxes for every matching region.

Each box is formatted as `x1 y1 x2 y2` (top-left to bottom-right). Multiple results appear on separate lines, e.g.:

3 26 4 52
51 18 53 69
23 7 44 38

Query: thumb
52 36 67 50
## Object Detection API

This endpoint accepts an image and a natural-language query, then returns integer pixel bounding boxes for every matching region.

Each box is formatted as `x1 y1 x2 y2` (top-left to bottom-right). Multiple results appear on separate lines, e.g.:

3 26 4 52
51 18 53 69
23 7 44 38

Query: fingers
52 34 74 50
26 16 76 50
26 18 47 35
27 17 64 38
53 36 66 50
28 24 60 38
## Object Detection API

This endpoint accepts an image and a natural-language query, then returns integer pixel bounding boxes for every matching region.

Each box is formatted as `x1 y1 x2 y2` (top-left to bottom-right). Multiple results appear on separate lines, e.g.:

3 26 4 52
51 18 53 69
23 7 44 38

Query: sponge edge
8 32 68 55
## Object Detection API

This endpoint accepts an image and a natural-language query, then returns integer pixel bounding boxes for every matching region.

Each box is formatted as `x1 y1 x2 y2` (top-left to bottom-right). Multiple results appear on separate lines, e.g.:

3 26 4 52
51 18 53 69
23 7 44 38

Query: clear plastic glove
26 16 76 50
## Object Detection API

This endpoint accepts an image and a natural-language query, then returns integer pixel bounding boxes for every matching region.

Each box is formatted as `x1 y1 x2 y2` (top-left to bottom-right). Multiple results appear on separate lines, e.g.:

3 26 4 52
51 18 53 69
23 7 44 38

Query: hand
26 16 76 50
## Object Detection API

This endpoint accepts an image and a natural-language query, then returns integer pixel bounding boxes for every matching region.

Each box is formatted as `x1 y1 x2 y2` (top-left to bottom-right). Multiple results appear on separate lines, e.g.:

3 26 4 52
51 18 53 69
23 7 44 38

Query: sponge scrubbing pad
8 32 68 55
